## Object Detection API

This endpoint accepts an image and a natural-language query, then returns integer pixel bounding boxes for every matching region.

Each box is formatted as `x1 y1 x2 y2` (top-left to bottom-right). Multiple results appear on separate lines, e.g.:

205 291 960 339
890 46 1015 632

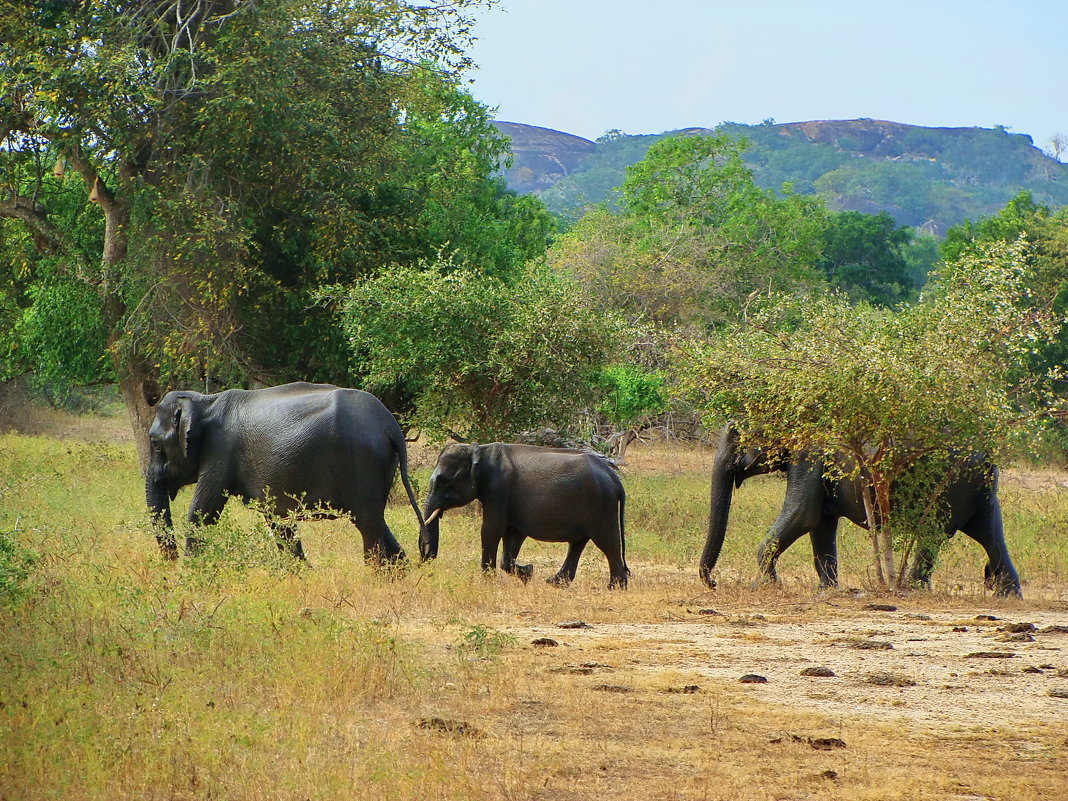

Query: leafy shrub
0 528 38 607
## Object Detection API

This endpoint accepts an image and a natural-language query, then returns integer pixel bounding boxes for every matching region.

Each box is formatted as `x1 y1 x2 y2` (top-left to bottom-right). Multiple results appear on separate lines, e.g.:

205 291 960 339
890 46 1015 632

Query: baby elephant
420 443 629 588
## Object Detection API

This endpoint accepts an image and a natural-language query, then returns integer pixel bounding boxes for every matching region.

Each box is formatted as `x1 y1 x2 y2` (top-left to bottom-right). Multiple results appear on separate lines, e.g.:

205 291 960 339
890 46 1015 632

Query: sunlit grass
1 431 1067 799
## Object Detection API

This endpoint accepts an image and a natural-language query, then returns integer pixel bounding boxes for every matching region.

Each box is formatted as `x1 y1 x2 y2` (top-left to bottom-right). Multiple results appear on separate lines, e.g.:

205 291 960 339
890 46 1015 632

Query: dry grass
1 420 1067 800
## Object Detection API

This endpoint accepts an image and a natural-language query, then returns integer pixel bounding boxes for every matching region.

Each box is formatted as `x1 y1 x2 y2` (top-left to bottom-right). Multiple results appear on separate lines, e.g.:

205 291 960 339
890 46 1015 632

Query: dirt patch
509 605 1068 730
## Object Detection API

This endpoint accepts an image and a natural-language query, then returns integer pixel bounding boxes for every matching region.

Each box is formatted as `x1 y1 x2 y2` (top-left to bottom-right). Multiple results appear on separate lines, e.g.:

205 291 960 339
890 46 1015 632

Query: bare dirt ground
508 604 1068 731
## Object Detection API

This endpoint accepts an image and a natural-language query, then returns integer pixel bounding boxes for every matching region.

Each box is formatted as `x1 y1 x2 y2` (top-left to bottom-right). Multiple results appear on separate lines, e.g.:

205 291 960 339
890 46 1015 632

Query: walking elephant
145 382 425 563
699 425 1022 597
420 443 629 588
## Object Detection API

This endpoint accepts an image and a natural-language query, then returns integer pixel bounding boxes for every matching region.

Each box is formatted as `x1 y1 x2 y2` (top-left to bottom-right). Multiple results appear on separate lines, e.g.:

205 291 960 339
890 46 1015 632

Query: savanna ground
1 394 1067 801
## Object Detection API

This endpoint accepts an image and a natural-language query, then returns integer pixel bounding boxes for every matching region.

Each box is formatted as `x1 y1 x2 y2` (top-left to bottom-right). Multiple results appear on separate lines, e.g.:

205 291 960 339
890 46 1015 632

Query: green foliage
595 364 666 428
390 67 555 278
1 0 531 406
941 191 1050 263
942 193 1068 431
817 211 916 305
455 624 516 660
335 260 622 441
536 131 673 222
7 276 113 394
0 528 37 607
550 132 826 330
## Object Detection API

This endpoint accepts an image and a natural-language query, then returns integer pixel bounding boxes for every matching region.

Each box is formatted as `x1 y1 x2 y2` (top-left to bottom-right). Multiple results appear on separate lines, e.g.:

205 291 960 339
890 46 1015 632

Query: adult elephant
420 443 629 588
145 382 425 563
699 425 1022 597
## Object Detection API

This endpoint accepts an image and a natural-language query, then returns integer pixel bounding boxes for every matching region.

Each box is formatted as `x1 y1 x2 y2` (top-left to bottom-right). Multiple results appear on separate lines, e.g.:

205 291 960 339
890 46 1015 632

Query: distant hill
493 119 1068 234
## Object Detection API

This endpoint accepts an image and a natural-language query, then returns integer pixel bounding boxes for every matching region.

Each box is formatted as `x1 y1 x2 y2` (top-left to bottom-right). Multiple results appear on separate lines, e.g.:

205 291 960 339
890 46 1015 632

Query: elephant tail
619 492 629 576
390 426 427 539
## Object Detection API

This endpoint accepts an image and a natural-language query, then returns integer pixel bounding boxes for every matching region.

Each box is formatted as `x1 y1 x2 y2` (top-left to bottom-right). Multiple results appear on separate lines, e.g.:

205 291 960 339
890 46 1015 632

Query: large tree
1 0 523 468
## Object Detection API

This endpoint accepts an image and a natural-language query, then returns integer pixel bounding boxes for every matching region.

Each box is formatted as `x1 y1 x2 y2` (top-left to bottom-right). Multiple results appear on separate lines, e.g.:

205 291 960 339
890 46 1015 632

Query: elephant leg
757 510 816 583
809 514 840 588
271 521 306 561
757 462 823 583
479 508 507 574
351 511 407 566
960 496 1021 597
548 538 589 587
591 535 628 589
185 486 227 555
156 530 179 560
501 532 533 583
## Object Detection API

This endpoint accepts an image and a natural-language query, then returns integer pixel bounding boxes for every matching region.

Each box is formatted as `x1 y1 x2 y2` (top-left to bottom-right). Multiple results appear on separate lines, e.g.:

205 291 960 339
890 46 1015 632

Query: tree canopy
549 132 826 330
1 0 561 464
333 262 622 442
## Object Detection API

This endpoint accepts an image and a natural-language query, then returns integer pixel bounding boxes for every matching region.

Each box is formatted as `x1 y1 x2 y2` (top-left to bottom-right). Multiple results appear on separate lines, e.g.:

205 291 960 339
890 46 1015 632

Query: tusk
425 508 442 525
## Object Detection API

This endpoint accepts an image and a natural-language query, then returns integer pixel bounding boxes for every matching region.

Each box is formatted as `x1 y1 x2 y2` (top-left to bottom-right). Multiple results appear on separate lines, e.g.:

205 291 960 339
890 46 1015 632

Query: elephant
145 381 425 563
419 443 629 588
699 425 1022 597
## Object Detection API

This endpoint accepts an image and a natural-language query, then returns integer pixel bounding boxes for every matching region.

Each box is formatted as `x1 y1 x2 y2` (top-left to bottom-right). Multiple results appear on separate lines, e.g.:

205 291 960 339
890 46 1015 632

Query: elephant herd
146 382 1023 597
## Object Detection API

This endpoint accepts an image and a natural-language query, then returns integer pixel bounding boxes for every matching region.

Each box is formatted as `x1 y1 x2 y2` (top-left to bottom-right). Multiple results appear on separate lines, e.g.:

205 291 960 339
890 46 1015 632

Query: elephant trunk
419 501 441 561
700 427 739 589
146 475 177 559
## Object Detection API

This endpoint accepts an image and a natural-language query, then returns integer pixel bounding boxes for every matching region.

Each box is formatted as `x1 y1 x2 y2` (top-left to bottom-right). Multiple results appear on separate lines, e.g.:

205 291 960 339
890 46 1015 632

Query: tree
678 240 1060 588
942 192 1068 430
817 211 915 305
1048 133 1067 163
1 0 515 468
941 191 1048 262
334 261 622 442
549 132 826 330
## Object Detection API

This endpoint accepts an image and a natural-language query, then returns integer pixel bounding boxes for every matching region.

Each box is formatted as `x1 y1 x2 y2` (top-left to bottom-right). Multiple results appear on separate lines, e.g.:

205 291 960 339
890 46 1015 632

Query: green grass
1 432 1067 799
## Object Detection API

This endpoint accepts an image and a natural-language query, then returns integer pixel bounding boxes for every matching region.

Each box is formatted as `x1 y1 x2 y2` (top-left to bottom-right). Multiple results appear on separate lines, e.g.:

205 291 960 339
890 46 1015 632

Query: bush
0 528 38 607
335 260 622 441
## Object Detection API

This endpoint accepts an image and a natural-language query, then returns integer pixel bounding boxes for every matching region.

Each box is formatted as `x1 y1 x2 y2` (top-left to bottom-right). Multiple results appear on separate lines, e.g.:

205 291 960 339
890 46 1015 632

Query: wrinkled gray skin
420 443 629 588
701 425 1022 597
146 382 424 563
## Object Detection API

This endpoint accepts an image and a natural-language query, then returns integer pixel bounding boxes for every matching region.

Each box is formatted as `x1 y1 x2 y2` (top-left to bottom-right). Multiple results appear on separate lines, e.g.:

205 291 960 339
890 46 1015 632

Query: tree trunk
91 164 163 475
874 478 896 587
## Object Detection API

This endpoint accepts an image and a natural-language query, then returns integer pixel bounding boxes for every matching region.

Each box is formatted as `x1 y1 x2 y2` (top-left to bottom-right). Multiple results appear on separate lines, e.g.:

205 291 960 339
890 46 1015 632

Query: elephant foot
750 573 779 592
607 575 628 590
546 573 572 588
514 564 534 583
699 567 717 590
990 578 1023 598
156 535 178 560
184 536 204 557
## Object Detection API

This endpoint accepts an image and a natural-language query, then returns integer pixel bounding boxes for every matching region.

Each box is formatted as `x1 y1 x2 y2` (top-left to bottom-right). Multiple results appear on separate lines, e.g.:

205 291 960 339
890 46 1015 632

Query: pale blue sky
467 0 1067 154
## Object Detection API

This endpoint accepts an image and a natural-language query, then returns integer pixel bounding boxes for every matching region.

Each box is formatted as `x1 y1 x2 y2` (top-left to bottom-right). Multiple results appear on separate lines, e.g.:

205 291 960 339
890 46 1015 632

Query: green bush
0 528 38 607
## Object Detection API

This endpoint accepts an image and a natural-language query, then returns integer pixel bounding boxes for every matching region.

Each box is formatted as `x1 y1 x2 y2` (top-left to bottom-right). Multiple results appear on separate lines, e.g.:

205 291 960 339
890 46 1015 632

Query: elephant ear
174 395 199 459
469 443 482 486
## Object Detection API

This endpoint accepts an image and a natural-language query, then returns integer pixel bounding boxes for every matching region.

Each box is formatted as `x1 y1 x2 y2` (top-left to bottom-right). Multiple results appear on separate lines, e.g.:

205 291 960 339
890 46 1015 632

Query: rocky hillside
494 119 1068 233
493 121 597 194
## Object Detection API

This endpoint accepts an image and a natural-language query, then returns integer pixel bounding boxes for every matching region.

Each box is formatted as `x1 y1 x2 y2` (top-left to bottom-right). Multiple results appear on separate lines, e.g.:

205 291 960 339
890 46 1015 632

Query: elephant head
419 443 482 561
145 391 203 556
700 425 783 588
